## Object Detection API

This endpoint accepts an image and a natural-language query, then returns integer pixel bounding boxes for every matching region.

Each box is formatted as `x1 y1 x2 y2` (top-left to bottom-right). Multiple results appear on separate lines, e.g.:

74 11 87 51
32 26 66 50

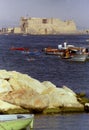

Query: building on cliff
13 17 77 35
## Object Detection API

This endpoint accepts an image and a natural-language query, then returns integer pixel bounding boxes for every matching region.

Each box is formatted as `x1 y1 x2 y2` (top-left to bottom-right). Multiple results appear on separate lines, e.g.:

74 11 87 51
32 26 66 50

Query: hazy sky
0 0 89 29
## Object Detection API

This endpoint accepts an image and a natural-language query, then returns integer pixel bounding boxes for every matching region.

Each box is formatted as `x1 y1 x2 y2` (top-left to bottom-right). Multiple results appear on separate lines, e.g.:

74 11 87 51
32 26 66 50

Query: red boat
10 47 29 51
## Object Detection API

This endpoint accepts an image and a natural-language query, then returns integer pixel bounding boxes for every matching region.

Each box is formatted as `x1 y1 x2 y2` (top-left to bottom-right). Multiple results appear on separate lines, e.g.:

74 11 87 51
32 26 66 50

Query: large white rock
0 70 83 112
0 70 47 93
0 88 49 110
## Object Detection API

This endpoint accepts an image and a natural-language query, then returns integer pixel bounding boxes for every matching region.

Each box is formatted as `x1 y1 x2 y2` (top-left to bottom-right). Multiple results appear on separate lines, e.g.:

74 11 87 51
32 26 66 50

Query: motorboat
60 47 88 62
43 42 75 56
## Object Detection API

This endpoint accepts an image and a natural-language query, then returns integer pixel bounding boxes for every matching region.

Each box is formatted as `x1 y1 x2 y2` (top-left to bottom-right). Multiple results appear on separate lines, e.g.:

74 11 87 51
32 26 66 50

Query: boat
29 50 40 56
86 39 89 42
60 47 88 62
42 42 75 56
10 47 30 52
42 47 64 55
0 114 34 130
10 47 40 56
84 47 89 60
65 53 87 62
22 50 41 56
43 42 88 62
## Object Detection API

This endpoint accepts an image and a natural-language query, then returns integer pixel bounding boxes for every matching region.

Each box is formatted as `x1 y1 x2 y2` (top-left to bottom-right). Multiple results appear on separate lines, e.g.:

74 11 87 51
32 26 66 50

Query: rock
0 70 11 80
42 81 57 94
42 81 56 88
0 79 12 93
46 86 83 108
0 88 49 111
0 70 84 113
63 85 76 96
0 99 28 114
8 71 46 93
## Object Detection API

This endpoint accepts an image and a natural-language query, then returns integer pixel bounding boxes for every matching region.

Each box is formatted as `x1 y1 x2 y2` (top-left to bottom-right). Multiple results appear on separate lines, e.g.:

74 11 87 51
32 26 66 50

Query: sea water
0 34 89 130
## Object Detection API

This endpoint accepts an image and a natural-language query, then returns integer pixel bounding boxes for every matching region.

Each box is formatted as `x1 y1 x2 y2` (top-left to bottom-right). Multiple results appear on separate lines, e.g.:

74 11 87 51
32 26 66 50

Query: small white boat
0 114 34 130
68 53 88 62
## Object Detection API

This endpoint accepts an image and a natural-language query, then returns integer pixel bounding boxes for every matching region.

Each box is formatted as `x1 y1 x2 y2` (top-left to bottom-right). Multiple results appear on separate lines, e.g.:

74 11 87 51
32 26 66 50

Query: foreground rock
0 70 87 114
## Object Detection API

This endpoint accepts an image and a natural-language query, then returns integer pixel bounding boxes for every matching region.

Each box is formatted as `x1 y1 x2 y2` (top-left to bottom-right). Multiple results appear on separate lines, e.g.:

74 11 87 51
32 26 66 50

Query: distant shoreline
0 32 89 35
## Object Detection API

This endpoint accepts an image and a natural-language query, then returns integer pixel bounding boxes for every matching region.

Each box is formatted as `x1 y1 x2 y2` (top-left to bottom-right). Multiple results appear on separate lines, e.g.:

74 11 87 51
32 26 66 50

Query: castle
13 17 77 35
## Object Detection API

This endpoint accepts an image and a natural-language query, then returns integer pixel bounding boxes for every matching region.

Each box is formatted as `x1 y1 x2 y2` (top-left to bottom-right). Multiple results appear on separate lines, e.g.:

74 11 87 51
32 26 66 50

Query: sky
0 0 89 29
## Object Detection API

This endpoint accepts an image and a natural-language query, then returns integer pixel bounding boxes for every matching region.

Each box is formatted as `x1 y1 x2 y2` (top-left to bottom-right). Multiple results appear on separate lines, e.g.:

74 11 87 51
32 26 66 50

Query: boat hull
67 54 87 62
43 48 64 55
0 114 34 130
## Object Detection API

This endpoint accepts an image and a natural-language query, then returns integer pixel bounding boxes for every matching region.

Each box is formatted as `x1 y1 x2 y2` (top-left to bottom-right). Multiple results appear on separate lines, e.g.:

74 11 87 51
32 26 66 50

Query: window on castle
42 19 47 24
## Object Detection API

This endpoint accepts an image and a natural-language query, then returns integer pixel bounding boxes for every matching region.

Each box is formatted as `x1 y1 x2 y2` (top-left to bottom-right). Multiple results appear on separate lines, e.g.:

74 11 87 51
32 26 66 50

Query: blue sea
1 34 89 130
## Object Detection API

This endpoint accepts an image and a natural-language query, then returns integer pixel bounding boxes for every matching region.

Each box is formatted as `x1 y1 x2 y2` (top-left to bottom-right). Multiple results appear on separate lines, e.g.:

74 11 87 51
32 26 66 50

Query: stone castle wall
14 17 77 34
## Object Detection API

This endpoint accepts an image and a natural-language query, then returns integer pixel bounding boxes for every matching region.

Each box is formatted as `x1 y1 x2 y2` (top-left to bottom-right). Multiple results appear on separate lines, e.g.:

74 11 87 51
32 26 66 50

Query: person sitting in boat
63 48 70 58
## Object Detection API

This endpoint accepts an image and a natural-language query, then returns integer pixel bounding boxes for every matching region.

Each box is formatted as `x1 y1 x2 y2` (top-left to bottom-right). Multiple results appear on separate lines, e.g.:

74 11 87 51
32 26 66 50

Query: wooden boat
43 47 64 55
0 114 34 130
43 43 88 62
42 43 75 56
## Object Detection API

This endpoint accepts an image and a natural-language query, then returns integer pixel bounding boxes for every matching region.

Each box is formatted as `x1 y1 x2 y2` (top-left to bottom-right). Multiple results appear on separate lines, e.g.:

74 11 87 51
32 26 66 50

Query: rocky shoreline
0 70 88 114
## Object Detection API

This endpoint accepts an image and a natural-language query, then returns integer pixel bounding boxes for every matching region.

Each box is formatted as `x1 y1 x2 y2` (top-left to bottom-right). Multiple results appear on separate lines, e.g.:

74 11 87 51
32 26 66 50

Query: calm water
34 113 89 130
0 34 89 130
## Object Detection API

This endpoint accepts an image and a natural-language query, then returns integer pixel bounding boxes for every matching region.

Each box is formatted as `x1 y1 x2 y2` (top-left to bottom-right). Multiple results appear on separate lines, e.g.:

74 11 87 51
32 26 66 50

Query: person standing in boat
63 41 67 49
